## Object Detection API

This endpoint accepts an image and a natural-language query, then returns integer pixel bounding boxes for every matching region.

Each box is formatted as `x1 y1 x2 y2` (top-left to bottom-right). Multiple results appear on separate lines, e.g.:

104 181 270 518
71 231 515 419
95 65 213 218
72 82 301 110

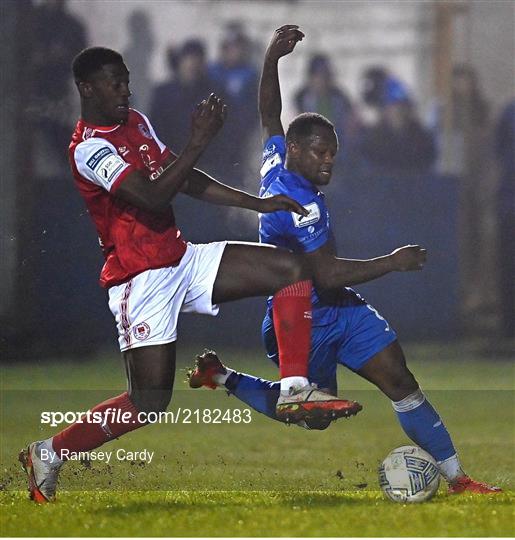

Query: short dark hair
72 47 124 82
285 112 335 144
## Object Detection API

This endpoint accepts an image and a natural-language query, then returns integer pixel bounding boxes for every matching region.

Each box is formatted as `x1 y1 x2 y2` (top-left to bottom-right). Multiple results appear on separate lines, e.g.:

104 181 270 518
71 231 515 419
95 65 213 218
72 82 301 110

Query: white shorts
108 241 228 351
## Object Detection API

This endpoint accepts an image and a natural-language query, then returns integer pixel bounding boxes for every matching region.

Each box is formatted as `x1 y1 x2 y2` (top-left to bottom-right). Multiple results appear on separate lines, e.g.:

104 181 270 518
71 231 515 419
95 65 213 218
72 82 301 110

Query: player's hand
389 245 427 271
258 194 309 216
190 93 227 147
265 25 305 62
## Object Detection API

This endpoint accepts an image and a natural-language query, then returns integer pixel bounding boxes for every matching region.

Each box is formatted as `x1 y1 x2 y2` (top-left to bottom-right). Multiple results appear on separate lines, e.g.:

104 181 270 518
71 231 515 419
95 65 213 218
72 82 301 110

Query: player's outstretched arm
304 243 428 290
181 168 308 216
259 25 304 143
114 94 226 213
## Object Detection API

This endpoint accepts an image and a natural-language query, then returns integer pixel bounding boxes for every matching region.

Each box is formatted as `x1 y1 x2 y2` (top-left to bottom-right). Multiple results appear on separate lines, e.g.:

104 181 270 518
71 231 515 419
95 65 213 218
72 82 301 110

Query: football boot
448 475 502 494
187 349 227 390
276 383 362 424
19 441 62 503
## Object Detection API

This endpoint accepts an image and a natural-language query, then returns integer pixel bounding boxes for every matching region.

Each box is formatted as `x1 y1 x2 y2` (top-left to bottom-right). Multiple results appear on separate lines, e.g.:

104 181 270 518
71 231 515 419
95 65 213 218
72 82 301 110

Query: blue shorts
262 297 397 392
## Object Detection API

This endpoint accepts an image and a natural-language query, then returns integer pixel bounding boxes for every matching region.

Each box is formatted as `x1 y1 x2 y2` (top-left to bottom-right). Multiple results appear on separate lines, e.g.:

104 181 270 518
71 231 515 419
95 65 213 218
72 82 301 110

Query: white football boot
276 383 362 423
19 441 62 503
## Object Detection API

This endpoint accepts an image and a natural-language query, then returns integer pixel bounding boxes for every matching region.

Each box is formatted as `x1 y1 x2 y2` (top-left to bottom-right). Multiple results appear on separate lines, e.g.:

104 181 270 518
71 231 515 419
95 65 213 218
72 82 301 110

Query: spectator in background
494 99 515 339
441 65 494 330
149 39 220 172
209 23 259 182
149 40 231 243
357 67 436 175
29 0 87 159
441 64 489 176
294 54 357 162
25 0 95 356
123 11 155 112
361 66 389 109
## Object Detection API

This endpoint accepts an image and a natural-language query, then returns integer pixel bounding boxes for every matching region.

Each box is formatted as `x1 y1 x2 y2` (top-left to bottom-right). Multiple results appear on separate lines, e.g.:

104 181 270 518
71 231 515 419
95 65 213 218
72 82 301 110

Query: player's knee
386 371 419 402
129 388 172 415
277 254 306 288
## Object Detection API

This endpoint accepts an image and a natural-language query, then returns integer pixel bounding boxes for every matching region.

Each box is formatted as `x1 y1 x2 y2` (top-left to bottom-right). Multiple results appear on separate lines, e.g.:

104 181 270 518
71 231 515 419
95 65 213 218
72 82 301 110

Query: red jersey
69 109 187 288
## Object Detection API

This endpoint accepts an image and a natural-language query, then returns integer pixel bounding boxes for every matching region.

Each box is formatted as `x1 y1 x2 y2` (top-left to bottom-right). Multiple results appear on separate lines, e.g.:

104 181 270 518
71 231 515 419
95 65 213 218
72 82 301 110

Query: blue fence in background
330 172 460 339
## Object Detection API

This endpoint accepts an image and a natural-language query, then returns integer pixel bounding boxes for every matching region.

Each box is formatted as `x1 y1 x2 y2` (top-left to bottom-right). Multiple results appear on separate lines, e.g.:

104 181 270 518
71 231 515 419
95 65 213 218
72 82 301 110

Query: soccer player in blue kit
188 25 501 494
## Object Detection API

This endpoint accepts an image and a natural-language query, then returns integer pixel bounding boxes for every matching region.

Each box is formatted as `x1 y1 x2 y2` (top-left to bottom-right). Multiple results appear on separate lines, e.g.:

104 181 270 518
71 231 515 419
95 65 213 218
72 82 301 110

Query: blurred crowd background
1 0 513 360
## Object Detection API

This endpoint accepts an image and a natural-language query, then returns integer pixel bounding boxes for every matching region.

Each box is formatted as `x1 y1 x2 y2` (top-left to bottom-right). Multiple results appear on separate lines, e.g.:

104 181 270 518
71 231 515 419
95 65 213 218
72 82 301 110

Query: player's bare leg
357 341 501 494
212 242 307 300
123 342 176 415
20 343 176 502
212 242 362 422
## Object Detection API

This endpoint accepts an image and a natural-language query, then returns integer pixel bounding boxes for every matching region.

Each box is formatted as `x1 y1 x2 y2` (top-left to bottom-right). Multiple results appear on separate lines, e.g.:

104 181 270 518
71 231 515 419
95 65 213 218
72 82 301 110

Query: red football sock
272 279 312 378
52 392 146 459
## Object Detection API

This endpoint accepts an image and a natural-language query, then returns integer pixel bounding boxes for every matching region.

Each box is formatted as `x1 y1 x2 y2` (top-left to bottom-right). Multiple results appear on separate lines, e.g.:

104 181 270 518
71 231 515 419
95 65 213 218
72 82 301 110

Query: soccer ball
378 446 440 503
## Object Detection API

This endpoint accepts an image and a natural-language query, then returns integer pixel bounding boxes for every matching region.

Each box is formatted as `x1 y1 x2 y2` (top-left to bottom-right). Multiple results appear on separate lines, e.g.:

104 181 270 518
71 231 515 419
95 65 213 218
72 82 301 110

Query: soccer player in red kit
19 47 361 503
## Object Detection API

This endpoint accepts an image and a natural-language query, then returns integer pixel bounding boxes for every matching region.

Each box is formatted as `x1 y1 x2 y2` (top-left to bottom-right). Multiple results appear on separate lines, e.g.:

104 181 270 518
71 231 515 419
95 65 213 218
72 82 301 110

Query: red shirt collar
78 115 127 139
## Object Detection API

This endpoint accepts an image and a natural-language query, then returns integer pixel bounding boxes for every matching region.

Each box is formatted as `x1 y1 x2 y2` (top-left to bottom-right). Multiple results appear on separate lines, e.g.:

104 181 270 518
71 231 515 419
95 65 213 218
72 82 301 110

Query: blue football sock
225 372 280 421
392 388 457 462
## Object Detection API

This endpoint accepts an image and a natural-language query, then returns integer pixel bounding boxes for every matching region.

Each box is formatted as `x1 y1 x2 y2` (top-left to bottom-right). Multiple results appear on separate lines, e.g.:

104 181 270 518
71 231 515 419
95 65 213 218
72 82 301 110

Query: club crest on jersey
133 322 150 341
292 202 320 228
138 123 152 139
263 143 276 160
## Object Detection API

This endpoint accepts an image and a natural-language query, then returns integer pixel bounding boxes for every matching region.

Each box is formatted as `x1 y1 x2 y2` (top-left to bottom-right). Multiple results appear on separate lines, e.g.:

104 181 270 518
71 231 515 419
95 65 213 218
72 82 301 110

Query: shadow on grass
80 490 380 517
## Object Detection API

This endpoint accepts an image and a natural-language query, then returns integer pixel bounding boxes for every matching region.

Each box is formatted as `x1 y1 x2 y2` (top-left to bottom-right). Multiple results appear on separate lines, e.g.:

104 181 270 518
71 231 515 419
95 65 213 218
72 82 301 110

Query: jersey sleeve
259 210 290 248
74 138 134 192
260 135 286 178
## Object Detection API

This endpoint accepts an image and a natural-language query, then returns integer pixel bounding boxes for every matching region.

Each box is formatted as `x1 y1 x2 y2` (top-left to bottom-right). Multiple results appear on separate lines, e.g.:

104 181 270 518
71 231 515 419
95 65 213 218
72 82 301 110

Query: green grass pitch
1 342 513 536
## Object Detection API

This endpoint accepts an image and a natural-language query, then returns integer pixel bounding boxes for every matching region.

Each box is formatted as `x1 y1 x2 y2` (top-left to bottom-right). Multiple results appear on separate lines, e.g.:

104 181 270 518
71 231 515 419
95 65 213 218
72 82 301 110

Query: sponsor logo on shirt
302 228 325 242
86 147 112 170
149 165 165 181
87 148 126 184
292 202 320 228
139 144 158 170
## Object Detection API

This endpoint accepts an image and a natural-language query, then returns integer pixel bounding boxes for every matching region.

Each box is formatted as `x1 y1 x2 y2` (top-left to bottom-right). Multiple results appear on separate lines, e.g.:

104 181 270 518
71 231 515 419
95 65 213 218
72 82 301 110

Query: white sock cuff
437 453 458 466
213 367 234 386
37 438 64 466
391 388 426 412
437 453 464 481
280 376 309 394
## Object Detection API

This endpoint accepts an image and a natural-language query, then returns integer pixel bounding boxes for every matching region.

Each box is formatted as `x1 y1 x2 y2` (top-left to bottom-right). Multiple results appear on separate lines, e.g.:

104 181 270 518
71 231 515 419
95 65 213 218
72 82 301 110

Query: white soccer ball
378 445 440 503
